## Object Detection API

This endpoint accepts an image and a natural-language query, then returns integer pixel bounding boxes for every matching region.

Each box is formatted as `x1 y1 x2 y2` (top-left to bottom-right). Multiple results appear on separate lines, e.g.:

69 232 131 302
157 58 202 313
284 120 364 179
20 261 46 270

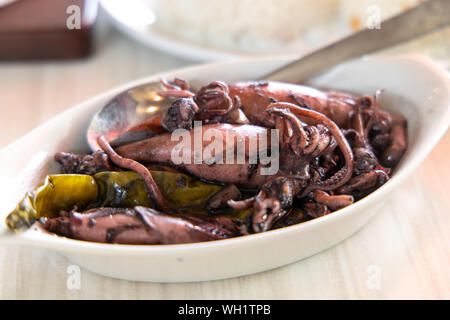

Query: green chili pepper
94 170 223 212
6 171 252 232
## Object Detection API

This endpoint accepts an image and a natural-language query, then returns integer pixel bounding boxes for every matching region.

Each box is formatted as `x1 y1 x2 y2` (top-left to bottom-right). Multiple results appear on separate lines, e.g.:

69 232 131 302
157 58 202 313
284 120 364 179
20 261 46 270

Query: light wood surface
0 19 449 300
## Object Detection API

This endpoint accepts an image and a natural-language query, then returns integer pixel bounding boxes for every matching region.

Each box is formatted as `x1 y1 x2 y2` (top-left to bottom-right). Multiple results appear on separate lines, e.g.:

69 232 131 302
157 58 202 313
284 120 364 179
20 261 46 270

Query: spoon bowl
87 81 176 150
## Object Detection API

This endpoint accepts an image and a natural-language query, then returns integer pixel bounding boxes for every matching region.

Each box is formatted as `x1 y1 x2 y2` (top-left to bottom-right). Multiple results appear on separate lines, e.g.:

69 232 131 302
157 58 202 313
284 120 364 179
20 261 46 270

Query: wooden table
0 20 449 300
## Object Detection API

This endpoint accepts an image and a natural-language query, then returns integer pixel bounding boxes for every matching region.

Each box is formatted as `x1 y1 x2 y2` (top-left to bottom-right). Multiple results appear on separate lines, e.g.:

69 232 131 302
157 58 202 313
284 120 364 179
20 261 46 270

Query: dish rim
1 53 449 254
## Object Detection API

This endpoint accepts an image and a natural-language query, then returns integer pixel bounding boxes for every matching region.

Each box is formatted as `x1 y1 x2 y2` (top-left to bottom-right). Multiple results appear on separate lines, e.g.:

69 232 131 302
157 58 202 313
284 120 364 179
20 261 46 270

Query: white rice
153 0 341 52
152 0 427 53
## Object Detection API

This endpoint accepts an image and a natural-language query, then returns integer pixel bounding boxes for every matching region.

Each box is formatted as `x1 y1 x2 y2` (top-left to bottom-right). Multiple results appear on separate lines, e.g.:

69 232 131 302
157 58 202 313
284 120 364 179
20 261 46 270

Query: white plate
0 55 449 282
100 0 343 61
100 0 235 61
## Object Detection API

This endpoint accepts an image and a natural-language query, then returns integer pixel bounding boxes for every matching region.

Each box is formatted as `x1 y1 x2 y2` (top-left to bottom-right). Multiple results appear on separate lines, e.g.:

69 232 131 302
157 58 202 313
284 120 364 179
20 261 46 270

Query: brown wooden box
0 0 98 60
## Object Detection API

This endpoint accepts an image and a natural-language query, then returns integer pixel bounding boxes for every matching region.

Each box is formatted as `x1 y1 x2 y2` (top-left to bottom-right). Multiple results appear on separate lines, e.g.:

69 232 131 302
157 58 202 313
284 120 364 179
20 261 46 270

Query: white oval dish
0 55 449 282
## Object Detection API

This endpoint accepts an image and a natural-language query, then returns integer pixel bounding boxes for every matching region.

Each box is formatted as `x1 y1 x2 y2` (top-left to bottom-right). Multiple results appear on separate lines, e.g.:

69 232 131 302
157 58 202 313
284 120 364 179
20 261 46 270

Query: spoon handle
265 0 450 82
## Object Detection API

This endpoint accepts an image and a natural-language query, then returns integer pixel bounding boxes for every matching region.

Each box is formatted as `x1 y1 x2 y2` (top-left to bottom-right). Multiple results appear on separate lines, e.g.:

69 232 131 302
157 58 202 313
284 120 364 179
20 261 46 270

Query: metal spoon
87 0 450 151
87 81 175 150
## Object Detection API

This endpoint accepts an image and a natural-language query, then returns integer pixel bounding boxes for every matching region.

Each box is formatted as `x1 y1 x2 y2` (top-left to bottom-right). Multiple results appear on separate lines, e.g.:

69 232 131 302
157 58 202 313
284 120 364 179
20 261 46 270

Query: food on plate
153 0 424 52
5 79 408 245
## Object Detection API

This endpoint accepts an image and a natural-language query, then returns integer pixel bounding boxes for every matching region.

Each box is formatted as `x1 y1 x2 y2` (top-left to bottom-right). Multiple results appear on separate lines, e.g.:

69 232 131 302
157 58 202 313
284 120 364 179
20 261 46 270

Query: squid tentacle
97 136 170 212
266 102 354 192
313 190 354 211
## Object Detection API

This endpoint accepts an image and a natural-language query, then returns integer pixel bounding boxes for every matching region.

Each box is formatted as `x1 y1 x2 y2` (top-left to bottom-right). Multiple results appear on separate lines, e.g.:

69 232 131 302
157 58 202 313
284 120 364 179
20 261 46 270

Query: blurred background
0 0 449 149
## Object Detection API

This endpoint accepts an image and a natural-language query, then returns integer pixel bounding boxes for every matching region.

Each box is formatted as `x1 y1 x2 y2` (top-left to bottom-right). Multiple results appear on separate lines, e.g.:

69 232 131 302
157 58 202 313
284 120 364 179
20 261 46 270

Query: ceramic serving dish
0 55 449 282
